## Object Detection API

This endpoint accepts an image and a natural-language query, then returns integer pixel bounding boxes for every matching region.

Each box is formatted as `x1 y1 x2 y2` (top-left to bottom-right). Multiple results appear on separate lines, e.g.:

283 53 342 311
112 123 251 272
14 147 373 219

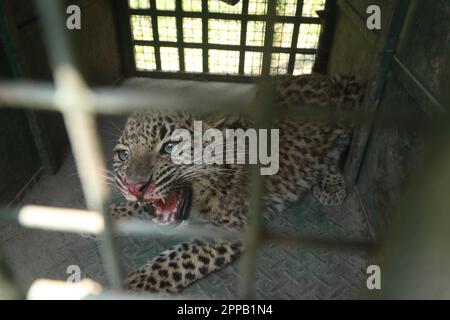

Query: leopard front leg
126 239 243 293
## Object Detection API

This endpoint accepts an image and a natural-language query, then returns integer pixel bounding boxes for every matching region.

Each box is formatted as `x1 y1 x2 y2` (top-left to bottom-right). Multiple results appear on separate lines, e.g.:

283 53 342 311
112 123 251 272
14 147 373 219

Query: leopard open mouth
144 187 192 225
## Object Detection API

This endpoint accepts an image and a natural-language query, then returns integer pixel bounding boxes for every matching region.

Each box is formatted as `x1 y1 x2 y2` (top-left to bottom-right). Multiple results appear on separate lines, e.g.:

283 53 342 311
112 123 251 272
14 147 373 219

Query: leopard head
112 111 240 225
112 111 197 225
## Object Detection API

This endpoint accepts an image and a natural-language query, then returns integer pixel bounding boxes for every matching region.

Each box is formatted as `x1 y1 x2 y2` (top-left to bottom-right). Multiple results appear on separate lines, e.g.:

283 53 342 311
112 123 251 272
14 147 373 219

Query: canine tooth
161 198 166 204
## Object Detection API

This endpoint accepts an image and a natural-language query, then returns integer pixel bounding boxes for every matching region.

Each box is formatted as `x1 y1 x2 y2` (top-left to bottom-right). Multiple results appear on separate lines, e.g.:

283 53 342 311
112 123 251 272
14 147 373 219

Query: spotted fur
108 73 364 293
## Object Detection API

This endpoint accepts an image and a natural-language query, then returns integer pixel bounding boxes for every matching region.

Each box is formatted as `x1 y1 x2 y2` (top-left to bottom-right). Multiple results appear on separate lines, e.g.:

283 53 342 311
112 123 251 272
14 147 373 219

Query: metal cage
0 0 449 300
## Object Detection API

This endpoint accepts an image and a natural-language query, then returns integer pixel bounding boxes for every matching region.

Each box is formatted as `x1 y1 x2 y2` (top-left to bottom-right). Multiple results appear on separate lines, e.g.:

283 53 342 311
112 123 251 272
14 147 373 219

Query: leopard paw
313 172 347 206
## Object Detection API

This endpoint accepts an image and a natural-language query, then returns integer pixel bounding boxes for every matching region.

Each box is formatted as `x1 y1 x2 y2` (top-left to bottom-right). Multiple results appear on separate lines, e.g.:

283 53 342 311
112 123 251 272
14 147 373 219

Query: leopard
108 73 364 294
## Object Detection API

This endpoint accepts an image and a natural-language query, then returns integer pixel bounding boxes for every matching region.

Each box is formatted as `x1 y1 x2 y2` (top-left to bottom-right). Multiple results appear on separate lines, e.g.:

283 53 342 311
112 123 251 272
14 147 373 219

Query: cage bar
33 0 124 291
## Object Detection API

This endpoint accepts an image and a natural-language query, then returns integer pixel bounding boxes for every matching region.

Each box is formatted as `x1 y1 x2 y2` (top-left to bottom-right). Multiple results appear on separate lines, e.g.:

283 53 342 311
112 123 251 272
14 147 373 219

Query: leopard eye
161 142 175 154
117 149 130 161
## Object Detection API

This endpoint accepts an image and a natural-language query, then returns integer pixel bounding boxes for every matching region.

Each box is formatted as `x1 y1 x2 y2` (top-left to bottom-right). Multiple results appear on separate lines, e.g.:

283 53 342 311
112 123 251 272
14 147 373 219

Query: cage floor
0 79 373 299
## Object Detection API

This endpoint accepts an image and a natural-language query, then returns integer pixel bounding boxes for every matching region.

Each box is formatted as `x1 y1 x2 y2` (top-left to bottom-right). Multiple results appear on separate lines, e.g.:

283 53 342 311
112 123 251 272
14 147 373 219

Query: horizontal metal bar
129 8 321 24
116 219 243 239
133 70 260 83
0 80 443 128
133 39 318 55
0 204 376 253
0 80 255 114
27 278 192 300
6 205 104 234
0 205 241 239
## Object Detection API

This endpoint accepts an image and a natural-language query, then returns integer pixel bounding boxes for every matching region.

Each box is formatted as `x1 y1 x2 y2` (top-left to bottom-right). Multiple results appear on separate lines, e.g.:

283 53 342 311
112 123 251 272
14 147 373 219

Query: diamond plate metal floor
0 115 373 299
115 190 372 299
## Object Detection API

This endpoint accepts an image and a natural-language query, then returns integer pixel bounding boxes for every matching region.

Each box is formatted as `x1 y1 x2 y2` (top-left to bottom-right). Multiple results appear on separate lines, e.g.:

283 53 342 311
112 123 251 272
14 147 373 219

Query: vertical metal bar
175 0 185 72
238 0 249 75
34 0 123 290
313 0 337 73
240 80 275 299
149 0 162 70
240 1 278 298
288 0 304 74
344 0 411 185
202 0 209 73
113 0 136 76
261 0 277 76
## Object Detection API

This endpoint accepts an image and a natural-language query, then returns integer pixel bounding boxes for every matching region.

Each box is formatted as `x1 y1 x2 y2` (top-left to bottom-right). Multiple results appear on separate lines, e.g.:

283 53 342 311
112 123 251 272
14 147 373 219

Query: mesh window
182 0 202 12
293 53 315 75
248 0 268 15
128 0 325 77
160 47 180 71
244 51 263 75
275 0 298 16
302 0 326 17
297 24 321 49
270 52 290 74
273 23 294 47
184 48 203 72
158 16 177 42
134 45 157 70
156 0 176 11
130 15 153 41
129 0 150 9
209 49 240 74
183 18 202 43
208 19 241 45
246 21 266 47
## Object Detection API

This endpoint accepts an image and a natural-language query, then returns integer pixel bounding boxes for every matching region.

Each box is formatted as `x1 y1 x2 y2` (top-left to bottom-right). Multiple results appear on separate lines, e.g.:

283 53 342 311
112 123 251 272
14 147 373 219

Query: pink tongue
154 193 179 212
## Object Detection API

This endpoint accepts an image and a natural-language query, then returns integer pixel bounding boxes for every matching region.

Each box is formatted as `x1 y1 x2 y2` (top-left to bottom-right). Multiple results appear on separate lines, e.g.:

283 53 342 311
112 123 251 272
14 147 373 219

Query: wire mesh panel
302 0 326 17
130 15 153 41
184 48 203 72
129 0 151 9
298 23 321 49
134 45 158 70
208 19 242 45
125 0 327 79
209 49 240 74
183 17 203 42
293 53 315 75
244 51 264 75
273 22 294 47
270 52 290 74
157 17 178 42
275 0 298 16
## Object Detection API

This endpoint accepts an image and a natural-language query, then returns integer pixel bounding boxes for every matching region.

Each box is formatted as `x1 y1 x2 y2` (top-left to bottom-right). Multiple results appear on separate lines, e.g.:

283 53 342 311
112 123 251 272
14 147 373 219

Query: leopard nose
125 181 148 197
